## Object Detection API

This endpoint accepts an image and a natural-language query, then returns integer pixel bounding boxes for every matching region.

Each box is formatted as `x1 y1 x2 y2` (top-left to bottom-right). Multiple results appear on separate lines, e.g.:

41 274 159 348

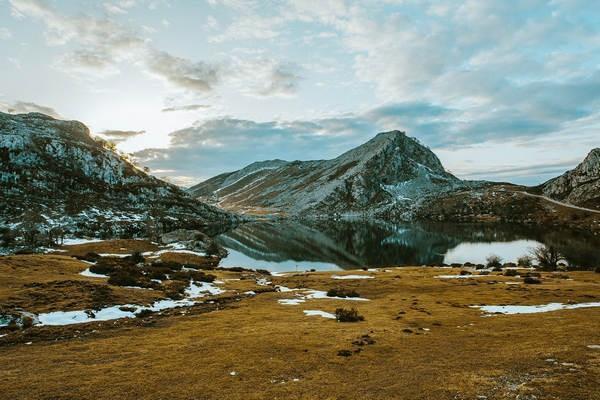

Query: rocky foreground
0 239 599 400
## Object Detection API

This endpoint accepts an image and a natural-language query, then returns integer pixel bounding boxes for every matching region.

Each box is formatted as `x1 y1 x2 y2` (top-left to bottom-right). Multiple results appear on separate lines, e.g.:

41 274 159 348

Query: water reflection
216 219 600 271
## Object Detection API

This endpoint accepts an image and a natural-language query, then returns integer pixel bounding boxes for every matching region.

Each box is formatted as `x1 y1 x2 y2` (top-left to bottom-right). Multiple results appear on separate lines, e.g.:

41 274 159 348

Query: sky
1 0 599 187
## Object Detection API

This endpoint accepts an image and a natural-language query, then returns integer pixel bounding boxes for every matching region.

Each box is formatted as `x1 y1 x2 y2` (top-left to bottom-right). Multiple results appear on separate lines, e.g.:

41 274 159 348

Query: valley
1 239 599 400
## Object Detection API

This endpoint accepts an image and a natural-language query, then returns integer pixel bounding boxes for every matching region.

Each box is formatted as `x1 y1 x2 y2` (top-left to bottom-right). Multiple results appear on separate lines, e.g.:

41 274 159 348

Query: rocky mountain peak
0 112 235 235
190 130 464 216
541 147 600 210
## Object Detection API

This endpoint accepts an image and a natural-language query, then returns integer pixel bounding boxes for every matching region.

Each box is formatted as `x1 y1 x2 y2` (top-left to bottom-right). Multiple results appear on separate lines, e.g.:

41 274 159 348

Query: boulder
160 229 228 257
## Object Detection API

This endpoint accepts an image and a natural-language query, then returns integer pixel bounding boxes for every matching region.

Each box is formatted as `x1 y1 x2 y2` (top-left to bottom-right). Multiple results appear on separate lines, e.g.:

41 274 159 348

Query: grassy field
0 240 599 399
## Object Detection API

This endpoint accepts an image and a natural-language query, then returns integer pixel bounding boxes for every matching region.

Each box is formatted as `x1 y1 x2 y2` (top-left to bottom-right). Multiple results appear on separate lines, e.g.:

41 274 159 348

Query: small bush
256 269 271 276
337 349 353 357
21 316 34 329
531 245 564 270
523 277 542 284
135 309 154 318
504 269 518 277
126 252 145 264
517 255 533 267
76 252 101 262
327 288 360 298
459 270 472 276
108 268 143 287
335 308 364 323
594 266 600 273
89 262 115 275
486 254 503 269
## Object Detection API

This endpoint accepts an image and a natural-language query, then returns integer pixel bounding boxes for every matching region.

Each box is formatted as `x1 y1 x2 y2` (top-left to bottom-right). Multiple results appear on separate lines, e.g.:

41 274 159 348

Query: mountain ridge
0 111 236 237
189 130 469 216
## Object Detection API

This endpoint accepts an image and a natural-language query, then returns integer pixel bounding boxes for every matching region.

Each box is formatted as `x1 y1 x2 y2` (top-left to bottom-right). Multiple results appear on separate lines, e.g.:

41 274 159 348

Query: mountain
189 131 467 216
0 112 235 235
540 148 600 210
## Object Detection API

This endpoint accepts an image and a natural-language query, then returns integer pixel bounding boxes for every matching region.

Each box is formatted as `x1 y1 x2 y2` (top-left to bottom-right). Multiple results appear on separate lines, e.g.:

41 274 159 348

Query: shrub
335 308 364 323
327 288 360 298
107 269 143 287
337 350 353 357
595 266 600 273
531 245 564 270
517 255 533 267
459 270 472 276
126 252 145 264
76 252 101 263
21 316 34 329
205 241 221 257
486 254 503 269
89 262 116 275
504 269 518 277
135 309 154 318
523 277 542 284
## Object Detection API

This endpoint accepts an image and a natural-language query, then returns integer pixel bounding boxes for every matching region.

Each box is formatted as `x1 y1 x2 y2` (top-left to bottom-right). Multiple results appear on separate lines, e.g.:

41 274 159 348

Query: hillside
540 148 600 210
0 112 235 237
189 131 468 216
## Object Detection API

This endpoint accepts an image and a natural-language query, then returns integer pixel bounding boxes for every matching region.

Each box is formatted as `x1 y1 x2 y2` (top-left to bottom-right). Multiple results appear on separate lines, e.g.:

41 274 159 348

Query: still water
216 220 600 272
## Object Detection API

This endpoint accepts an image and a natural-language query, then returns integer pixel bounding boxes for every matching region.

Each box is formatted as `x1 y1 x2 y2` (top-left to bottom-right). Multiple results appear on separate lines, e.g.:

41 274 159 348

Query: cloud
0 101 62 118
97 129 145 143
161 104 211 112
0 27 12 40
144 50 221 93
9 0 301 97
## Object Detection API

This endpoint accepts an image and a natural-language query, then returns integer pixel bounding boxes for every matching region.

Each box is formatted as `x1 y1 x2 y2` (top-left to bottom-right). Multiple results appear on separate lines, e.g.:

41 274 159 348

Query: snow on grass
435 274 491 279
331 274 374 280
473 302 600 315
79 268 108 278
278 298 306 305
185 281 225 297
304 290 369 301
98 253 131 258
62 238 107 246
30 280 225 327
278 288 369 306
303 310 336 319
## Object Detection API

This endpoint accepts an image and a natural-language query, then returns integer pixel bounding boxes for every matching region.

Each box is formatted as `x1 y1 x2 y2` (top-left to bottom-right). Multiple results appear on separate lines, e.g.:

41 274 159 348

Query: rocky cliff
541 148 600 210
0 112 235 235
189 131 467 216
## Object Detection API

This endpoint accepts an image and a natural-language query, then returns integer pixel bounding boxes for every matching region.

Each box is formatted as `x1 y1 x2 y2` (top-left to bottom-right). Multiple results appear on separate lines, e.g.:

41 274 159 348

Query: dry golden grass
0 255 599 399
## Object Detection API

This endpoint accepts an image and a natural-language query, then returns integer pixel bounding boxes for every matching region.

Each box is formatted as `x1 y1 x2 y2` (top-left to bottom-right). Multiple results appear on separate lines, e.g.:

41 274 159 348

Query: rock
542 148 600 209
161 229 228 257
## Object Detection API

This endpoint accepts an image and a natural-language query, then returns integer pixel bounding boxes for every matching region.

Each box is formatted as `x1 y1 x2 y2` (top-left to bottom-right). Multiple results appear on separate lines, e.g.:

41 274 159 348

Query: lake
216 219 600 272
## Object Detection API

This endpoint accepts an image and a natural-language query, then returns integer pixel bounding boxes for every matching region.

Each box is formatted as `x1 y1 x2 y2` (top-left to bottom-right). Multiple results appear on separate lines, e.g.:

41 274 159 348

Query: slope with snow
190 131 466 216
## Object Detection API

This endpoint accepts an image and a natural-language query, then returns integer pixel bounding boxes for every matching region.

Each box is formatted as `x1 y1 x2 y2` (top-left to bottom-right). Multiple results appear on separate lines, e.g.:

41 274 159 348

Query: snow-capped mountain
0 112 234 231
189 131 467 216
541 148 600 210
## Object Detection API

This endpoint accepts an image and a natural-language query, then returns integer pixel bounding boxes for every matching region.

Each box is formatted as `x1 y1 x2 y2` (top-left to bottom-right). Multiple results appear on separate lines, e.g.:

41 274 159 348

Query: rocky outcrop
0 112 236 233
189 131 468 216
541 149 600 210
161 229 228 257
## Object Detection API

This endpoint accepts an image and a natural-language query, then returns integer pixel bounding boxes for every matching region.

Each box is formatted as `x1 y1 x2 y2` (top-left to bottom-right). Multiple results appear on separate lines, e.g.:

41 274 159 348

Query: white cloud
0 100 62 118
9 0 301 97
0 27 12 39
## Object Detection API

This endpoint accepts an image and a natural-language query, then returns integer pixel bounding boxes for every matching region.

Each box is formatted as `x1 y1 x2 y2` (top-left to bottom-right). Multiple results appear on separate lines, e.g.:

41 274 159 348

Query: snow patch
303 310 336 319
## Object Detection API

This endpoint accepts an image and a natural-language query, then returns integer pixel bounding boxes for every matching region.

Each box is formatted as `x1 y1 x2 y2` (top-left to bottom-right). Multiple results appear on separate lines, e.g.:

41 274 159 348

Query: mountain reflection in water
216 220 600 271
